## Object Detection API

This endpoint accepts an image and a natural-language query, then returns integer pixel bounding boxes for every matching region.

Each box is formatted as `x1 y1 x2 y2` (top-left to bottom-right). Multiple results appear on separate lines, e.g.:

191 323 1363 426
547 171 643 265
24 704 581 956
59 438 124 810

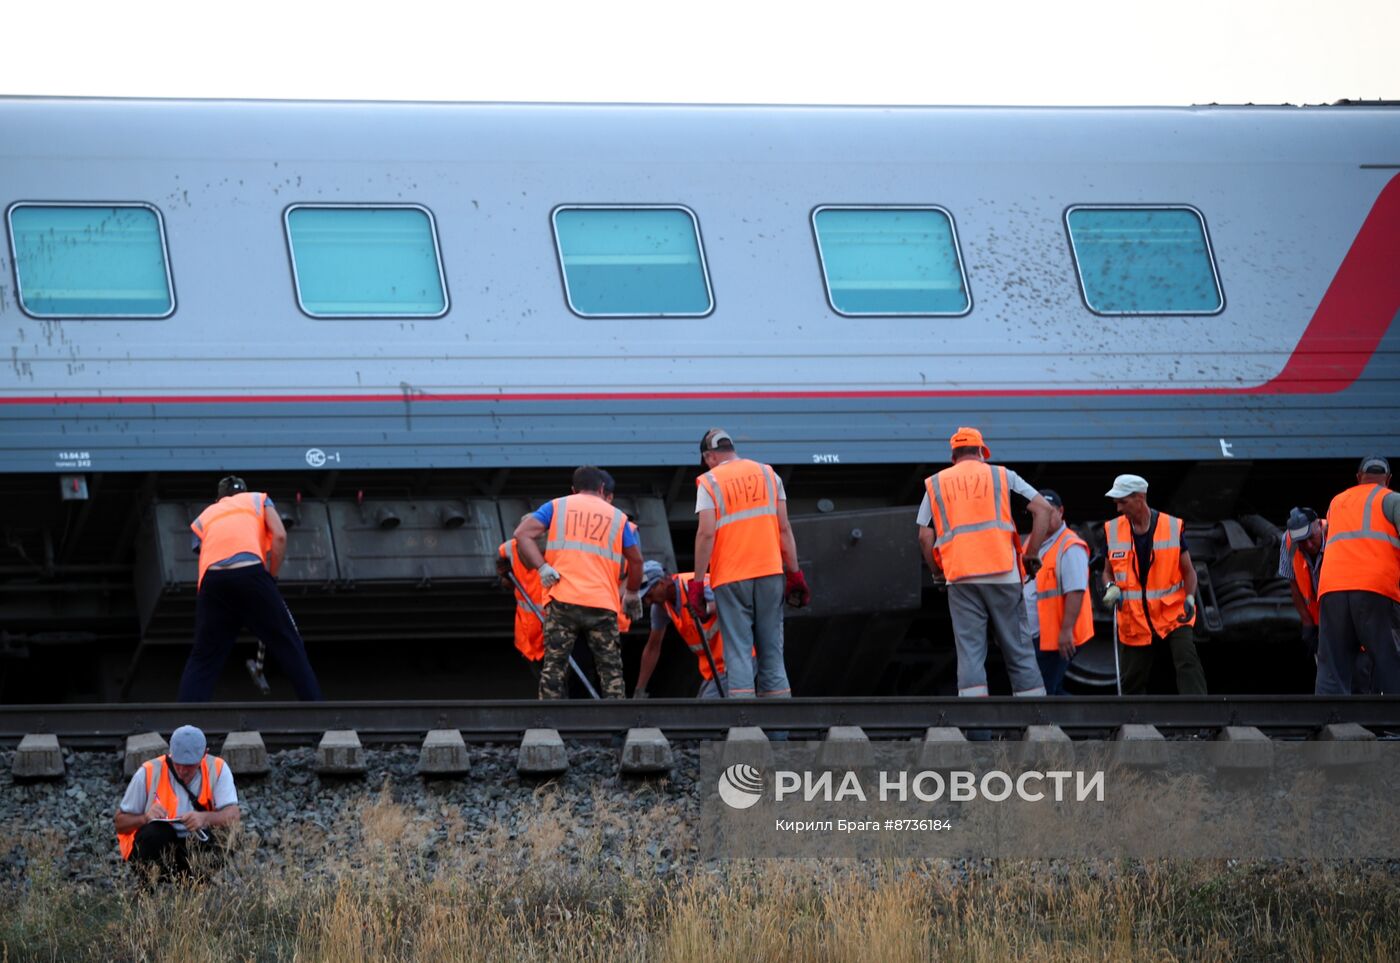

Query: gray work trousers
1316 590 1400 695
713 574 790 698
948 581 1047 696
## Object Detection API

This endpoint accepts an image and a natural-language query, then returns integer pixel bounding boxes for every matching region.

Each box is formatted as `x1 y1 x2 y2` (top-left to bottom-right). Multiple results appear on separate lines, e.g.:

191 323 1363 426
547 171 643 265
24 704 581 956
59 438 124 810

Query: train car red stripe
5 174 1398 406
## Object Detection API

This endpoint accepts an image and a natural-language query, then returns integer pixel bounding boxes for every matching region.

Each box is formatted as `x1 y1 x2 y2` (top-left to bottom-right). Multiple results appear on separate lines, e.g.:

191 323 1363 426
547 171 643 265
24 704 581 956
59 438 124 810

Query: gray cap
1358 455 1392 476
1104 474 1149 498
638 559 666 598
1286 507 1319 542
169 725 207 765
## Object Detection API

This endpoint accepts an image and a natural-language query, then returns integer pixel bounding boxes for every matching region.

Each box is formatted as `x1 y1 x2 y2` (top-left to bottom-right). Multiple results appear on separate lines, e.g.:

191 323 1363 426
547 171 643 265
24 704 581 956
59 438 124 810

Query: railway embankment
5 741 1400 960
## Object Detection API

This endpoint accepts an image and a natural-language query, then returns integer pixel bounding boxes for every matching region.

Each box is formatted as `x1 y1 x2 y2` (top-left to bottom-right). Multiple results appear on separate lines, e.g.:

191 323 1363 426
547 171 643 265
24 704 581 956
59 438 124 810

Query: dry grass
3 785 1399 962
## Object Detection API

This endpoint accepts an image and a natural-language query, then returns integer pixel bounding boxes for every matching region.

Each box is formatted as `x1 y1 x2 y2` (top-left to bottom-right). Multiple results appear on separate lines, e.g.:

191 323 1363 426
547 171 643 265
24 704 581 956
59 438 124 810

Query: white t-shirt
119 758 238 837
695 460 787 513
917 465 1039 585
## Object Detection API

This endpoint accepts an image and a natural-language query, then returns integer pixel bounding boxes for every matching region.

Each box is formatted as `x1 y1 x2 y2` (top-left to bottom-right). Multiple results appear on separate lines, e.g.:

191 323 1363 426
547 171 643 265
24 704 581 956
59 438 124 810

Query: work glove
686 579 707 618
1180 595 1196 623
785 570 812 608
1102 584 1121 607
538 563 562 588
1023 555 1042 578
624 590 643 622
634 687 650 700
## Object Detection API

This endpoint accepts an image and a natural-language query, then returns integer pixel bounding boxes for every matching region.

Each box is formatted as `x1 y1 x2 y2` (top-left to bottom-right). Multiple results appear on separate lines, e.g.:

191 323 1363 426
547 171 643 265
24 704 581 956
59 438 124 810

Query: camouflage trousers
539 600 626 699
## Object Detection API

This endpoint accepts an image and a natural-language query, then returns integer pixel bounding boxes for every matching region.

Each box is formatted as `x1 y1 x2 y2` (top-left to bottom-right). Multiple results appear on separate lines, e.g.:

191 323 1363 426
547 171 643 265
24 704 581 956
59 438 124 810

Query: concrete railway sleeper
6 697 1400 783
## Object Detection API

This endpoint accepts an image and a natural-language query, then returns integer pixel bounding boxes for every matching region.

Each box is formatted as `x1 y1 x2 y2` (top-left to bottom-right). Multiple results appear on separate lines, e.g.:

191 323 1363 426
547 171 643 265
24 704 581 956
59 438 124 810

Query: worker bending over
1101 474 1206 695
513 466 644 699
1315 455 1400 695
635 561 734 698
693 429 810 699
919 427 1050 697
497 537 545 665
178 476 322 701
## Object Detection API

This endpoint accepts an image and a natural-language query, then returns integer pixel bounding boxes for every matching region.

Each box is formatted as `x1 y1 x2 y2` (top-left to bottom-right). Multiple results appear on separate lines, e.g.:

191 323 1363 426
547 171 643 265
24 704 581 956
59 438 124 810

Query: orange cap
949 427 991 460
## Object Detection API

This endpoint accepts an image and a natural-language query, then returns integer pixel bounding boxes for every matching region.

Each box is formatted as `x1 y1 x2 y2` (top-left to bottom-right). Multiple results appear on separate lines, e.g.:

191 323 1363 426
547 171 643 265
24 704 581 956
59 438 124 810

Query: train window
1065 207 1223 315
284 205 448 318
810 207 971 316
552 206 713 317
7 203 175 318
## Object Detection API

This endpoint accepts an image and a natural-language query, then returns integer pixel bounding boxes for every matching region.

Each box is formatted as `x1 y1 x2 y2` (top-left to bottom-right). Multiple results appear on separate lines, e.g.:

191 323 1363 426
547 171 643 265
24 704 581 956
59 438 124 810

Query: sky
4 0 1396 106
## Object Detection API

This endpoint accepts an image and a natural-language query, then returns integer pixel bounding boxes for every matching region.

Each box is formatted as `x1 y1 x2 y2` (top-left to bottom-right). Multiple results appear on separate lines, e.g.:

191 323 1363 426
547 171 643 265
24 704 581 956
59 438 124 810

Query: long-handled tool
697 625 727 698
686 585 726 698
507 571 600 700
246 640 272 696
1112 606 1123 696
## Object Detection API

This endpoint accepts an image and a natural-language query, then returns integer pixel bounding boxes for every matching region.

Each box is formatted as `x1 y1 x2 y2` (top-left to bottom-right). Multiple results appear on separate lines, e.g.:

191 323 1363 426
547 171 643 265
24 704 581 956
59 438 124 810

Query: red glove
686 579 707 618
785 570 811 608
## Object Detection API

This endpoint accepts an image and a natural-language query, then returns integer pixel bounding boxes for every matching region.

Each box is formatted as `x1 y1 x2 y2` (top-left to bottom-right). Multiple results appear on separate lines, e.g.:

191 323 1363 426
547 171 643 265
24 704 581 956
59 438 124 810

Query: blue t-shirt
531 500 640 549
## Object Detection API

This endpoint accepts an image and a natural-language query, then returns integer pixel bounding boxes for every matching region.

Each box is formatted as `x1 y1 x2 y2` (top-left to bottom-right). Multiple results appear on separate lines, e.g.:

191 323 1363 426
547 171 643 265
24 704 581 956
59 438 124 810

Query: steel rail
4 696 1400 746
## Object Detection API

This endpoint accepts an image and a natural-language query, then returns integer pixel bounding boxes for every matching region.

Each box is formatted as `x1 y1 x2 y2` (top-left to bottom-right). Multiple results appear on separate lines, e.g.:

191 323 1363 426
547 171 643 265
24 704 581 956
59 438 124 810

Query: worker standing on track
115 725 239 880
1315 455 1400 695
918 427 1050 697
1101 474 1207 695
512 466 644 699
1030 490 1094 695
177 476 323 702
634 561 734 698
497 538 545 665
693 429 810 699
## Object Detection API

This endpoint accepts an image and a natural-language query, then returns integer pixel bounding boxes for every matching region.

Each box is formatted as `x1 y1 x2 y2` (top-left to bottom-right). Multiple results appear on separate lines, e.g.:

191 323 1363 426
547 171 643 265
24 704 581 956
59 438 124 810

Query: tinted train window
811 207 971 316
284 205 448 318
552 207 713 317
7 203 175 318
1065 207 1223 314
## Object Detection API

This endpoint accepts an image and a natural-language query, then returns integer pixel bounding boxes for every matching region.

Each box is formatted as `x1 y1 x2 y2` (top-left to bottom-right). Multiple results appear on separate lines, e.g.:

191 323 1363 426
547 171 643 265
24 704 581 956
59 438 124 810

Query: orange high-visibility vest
1319 484 1400 603
499 539 544 662
697 458 783 588
117 754 225 860
617 521 640 632
662 572 727 680
1104 512 1195 647
191 492 271 588
543 493 627 611
925 461 1020 580
1034 527 1095 652
1285 519 1328 623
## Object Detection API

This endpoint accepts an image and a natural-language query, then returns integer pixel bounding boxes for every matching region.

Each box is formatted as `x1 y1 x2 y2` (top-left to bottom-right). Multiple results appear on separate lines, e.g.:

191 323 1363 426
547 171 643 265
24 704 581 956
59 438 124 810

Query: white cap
1104 474 1149 498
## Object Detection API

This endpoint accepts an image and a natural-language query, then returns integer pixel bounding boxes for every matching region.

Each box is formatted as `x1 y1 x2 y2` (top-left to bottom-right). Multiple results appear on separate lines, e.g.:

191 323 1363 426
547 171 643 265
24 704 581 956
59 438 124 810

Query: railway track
5 696 1400 747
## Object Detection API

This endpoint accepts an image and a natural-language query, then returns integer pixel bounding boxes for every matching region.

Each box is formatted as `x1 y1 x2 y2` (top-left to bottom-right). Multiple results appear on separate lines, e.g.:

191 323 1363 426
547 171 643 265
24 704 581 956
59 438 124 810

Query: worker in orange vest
1028 490 1094 695
918 427 1051 697
634 561 737 698
693 429 810 699
513 466 644 699
1315 455 1400 695
1279 507 1327 659
177 476 322 701
1100 474 1207 695
115 725 239 879
497 538 545 663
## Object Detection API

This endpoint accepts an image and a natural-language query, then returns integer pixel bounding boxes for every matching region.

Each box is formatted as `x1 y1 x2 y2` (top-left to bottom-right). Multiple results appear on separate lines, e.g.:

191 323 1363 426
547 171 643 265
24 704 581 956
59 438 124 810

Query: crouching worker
115 725 239 880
